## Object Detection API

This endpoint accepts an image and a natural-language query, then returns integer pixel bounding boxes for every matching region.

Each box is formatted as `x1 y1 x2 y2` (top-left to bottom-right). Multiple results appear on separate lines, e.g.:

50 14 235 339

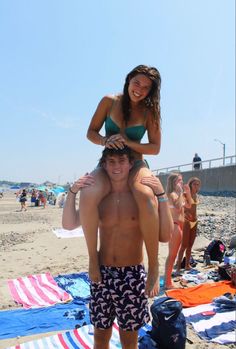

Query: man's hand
70 174 95 194
141 175 164 195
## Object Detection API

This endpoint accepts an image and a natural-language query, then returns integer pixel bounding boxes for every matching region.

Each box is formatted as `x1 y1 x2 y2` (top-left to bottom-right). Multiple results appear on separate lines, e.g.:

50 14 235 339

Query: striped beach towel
6 323 122 349
183 303 236 344
8 273 72 308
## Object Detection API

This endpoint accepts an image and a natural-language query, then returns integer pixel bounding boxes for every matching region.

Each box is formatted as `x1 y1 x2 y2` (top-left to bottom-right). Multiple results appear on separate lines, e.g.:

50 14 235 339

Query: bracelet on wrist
69 188 77 195
155 191 165 197
158 197 168 203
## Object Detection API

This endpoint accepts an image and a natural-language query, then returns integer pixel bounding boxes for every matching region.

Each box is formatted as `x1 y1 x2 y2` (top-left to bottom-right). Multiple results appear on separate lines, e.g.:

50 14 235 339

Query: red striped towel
6 323 121 348
8 273 72 308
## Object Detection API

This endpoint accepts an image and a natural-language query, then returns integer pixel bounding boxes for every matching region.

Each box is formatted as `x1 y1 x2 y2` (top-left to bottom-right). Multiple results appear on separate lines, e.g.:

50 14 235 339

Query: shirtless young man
62 146 172 349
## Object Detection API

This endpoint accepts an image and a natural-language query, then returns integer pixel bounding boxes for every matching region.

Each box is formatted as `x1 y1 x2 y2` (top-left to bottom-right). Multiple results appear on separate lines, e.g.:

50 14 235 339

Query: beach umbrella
51 187 65 196
10 185 20 190
36 186 47 191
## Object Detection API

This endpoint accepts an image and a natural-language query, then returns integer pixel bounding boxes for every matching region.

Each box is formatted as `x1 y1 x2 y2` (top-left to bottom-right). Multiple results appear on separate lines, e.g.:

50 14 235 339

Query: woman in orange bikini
164 173 192 289
78 65 162 297
176 177 201 272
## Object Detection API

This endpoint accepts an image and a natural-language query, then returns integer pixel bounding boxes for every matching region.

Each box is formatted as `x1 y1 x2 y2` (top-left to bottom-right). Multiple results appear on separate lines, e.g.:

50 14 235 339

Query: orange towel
166 281 235 307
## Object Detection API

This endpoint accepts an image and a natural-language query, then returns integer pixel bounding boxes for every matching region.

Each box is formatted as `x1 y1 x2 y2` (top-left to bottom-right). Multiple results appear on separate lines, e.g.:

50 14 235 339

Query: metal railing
152 155 236 176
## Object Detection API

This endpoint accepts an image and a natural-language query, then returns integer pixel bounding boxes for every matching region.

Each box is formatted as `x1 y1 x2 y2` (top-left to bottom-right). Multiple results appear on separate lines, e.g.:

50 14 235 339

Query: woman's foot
164 283 178 290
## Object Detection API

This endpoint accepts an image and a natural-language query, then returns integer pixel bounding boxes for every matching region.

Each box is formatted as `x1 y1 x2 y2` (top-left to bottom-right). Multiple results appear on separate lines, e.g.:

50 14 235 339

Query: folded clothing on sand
54 273 91 303
8 272 72 308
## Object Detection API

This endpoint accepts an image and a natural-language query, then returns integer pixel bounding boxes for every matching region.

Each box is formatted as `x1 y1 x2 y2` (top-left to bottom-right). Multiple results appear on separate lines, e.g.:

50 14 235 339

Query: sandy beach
0 193 235 349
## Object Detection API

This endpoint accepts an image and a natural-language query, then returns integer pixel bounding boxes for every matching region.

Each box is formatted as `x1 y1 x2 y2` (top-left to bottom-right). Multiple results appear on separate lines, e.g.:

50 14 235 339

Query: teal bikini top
105 116 146 142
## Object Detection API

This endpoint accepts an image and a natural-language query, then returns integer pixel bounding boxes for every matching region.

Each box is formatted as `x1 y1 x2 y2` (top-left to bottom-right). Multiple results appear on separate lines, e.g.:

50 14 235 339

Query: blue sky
0 0 235 184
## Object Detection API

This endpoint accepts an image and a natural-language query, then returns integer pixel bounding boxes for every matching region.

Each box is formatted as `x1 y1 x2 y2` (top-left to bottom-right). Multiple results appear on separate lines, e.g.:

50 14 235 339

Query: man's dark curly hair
99 146 134 166
121 65 161 129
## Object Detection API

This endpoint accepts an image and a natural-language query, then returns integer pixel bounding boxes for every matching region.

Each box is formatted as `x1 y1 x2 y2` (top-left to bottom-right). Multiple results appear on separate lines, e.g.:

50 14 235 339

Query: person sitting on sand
63 146 172 349
164 173 192 289
176 177 201 272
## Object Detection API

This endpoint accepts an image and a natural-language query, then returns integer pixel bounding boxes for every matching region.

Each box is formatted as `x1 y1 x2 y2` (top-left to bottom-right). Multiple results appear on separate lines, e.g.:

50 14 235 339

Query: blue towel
0 300 90 340
54 272 91 302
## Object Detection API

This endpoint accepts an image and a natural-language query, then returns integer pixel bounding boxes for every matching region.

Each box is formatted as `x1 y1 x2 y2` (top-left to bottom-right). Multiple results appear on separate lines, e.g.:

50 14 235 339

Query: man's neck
110 179 130 193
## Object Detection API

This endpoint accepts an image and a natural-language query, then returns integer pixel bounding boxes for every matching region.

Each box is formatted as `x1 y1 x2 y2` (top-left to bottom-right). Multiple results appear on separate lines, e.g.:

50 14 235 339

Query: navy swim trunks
90 264 150 331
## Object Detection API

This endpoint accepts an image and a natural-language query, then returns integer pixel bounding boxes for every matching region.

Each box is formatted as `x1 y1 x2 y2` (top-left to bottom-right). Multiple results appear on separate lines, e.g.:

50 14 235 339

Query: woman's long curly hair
121 65 161 129
188 177 201 193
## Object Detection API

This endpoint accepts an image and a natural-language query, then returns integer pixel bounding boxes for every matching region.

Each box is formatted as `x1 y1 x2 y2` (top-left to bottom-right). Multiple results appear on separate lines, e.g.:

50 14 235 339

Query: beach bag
204 239 226 263
150 297 186 349
218 264 236 284
181 256 197 269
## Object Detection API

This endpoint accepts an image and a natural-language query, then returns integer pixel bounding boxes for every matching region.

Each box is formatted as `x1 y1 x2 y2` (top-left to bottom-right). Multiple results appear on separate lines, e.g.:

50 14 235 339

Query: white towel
53 227 84 238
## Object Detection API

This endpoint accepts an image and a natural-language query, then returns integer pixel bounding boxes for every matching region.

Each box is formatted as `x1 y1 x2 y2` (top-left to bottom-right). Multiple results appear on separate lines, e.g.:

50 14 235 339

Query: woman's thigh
129 164 154 194
181 222 191 249
81 167 111 198
169 225 182 257
188 225 198 249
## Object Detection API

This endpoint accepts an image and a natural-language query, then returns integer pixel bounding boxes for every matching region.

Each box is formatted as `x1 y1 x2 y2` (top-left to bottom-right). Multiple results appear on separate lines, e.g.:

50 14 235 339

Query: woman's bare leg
165 224 182 289
185 224 197 269
176 221 189 272
129 166 159 297
79 168 111 283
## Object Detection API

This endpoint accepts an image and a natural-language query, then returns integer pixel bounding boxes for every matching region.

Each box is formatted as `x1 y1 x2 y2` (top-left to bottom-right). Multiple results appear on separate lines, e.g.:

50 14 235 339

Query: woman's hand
105 134 126 149
70 174 95 194
183 184 191 195
175 183 184 196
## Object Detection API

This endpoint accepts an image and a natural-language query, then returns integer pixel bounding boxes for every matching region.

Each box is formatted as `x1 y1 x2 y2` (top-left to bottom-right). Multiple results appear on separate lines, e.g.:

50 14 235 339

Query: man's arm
141 176 173 242
62 175 95 230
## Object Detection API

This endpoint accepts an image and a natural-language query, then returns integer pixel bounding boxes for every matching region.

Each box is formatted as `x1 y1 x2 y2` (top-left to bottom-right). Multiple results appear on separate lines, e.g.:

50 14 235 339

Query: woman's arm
183 184 192 209
87 96 113 146
62 175 95 230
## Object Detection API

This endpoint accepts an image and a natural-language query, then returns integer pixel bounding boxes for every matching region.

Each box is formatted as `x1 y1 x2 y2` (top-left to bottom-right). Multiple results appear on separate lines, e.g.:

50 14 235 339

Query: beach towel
5 322 151 348
183 303 236 344
0 300 90 340
52 227 84 238
166 280 235 307
54 273 90 302
5 324 119 349
8 272 72 308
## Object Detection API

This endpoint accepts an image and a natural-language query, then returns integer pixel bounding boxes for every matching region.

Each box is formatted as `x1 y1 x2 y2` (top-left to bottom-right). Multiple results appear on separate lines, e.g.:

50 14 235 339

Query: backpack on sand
150 296 186 349
204 239 226 263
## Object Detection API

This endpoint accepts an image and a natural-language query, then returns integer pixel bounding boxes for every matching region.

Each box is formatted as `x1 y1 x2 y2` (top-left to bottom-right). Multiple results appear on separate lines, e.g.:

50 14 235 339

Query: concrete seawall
157 164 236 195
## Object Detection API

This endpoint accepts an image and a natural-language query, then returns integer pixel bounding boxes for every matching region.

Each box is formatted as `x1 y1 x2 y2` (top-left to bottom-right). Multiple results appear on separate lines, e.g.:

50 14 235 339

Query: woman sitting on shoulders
79 65 162 297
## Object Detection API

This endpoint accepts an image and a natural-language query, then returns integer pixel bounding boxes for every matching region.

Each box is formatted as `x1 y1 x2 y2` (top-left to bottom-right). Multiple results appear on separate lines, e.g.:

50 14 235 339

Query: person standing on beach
164 173 192 289
193 153 202 170
63 146 172 349
176 177 201 272
19 189 27 211
79 65 162 298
